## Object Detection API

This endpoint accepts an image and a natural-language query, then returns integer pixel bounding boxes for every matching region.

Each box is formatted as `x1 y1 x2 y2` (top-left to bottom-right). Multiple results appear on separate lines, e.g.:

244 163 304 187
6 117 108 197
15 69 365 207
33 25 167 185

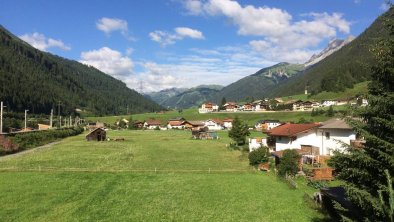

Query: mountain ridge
0 25 163 115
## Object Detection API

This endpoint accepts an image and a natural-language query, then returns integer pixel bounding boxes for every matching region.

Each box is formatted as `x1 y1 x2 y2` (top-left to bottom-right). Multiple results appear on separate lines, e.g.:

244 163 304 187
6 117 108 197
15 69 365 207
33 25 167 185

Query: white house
317 119 356 155
249 137 268 152
322 100 338 107
267 119 357 156
223 118 233 129
255 120 282 131
198 102 219 113
144 119 162 130
204 119 223 131
223 102 238 112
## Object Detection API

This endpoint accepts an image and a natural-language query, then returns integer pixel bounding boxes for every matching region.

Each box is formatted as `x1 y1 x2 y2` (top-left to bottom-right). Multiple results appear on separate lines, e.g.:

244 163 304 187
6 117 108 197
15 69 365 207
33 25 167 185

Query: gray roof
319 118 352 129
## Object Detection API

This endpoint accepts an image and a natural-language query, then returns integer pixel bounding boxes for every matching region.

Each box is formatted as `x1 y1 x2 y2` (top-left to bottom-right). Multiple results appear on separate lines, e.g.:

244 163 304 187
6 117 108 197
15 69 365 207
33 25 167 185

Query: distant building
223 118 233 129
144 119 162 129
204 119 224 131
255 120 282 131
38 124 51 130
223 102 238 112
322 100 338 107
198 102 219 113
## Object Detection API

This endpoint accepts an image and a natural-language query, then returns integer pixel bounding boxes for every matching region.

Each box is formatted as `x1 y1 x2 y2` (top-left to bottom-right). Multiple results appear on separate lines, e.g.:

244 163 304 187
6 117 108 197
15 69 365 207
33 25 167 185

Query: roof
206 119 223 125
146 119 161 125
186 121 205 126
267 123 320 137
86 127 106 137
168 120 185 126
319 118 352 129
223 118 233 122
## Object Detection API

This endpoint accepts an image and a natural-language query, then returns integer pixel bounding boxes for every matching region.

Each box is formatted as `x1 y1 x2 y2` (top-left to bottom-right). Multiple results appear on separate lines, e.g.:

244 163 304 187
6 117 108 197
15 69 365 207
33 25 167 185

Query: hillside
145 88 188 105
213 63 304 102
159 85 223 109
0 25 162 115
268 7 393 97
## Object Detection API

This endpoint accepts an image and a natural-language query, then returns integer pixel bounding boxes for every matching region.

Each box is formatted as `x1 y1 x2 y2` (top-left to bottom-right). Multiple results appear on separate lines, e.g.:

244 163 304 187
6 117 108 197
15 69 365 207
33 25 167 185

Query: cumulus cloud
96 17 135 40
19 32 71 51
181 0 351 63
175 27 205 39
149 27 204 47
79 47 134 78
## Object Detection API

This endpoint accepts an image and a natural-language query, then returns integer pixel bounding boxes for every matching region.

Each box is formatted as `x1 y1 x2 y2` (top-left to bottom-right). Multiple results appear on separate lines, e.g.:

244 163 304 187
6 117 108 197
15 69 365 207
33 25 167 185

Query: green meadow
86 108 332 126
0 130 327 221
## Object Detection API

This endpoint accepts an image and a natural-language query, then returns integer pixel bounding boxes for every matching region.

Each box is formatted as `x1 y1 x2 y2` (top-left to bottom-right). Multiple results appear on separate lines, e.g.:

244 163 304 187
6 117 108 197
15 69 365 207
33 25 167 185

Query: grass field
86 108 332 126
0 130 327 221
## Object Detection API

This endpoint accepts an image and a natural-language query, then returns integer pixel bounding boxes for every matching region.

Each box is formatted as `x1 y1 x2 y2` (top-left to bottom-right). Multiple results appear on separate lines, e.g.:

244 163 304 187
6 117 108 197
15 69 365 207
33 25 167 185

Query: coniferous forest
0 25 163 116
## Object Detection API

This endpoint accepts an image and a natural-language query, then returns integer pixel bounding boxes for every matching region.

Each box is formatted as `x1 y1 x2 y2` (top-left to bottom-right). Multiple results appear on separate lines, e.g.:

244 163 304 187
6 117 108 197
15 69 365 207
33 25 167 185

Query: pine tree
228 116 250 146
329 7 394 221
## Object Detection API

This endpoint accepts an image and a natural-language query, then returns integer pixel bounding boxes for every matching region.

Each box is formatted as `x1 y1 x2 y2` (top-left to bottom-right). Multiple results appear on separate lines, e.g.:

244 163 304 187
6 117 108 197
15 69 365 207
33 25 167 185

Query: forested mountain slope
0 25 162 115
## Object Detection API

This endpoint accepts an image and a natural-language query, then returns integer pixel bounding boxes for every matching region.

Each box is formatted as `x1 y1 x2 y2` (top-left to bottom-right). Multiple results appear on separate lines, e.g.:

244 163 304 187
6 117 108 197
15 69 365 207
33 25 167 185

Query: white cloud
79 47 134 78
175 27 205 39
19 32 71 51
183 0 203 15
182 0 351 63
96 17 135 40
149 27 204 47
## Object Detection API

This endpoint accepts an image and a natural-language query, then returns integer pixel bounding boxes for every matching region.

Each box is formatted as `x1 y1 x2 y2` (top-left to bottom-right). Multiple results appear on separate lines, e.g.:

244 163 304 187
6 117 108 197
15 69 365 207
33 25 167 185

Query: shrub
248 146 270 166
278 149 301 177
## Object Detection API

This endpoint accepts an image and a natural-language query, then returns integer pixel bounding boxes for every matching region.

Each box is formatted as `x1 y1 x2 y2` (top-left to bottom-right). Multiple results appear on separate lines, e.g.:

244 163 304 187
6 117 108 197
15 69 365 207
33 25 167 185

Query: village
198 96 368 113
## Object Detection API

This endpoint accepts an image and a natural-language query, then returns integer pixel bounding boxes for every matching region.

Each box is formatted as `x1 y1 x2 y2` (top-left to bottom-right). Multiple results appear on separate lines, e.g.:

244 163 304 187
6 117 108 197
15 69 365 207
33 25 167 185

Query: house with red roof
267 123 321 151
167 117 186 129
198 102 219 113
144 119 162 130
204 119 224 131
266 119 357 155
223 118 233 129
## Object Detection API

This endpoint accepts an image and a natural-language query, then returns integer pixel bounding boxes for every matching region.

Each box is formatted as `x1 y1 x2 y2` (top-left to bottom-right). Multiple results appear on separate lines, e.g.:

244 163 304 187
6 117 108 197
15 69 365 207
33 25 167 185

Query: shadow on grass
304 193 336 222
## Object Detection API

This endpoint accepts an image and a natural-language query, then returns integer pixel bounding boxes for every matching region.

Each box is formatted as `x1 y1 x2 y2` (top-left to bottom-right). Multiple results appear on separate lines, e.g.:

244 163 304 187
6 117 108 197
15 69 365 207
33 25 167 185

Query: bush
248 146 270 166
278 149 301 177
9 127 84 151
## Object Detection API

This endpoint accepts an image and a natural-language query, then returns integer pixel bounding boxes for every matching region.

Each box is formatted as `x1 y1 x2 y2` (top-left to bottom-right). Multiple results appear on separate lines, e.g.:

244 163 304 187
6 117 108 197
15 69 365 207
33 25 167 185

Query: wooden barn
86 128 106 141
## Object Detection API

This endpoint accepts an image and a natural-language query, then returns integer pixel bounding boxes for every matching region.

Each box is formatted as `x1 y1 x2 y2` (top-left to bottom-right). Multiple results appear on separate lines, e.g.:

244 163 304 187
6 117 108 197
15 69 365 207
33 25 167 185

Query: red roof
168 120 184 126
267 123 320 137
212 118 223 125
146 119 161 125
223 118 233 122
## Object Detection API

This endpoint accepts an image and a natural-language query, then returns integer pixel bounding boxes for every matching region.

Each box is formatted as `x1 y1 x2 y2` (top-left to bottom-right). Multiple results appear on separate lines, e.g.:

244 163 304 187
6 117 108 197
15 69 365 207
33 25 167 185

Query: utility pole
0 101 4 134
50 109 53 128
57 101 61 128
24 109 29 130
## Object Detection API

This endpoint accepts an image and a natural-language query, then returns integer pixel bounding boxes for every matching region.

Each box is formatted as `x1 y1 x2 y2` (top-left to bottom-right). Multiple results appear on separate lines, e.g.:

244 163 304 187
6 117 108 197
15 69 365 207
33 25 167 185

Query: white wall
317 129 356 155
274 128 356 155
275 130 319 151
249 138 267 152
204 120 223 131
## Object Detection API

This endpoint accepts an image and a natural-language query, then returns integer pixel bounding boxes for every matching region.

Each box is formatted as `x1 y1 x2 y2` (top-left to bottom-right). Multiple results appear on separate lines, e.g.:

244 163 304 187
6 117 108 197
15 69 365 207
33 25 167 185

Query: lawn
0 130 326 221
86 108 331 126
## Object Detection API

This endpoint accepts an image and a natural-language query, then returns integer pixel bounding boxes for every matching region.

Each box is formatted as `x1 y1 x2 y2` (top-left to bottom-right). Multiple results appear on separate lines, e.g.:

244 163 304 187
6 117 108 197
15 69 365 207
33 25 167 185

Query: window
325 132 330 140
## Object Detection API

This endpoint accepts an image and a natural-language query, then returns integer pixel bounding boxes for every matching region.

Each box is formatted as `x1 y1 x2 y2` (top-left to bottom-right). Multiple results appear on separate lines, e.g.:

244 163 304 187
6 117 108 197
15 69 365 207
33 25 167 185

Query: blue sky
0 0 390 92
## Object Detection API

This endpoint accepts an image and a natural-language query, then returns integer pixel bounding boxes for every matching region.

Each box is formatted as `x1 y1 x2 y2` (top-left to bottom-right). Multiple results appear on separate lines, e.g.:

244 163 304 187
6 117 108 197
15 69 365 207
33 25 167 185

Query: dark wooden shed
86 128 106 141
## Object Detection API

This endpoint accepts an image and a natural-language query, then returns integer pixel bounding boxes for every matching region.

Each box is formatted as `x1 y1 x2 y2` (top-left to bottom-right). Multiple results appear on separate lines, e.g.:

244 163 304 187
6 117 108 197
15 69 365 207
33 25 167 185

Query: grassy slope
0 131 325 221
280 81 369 102
86 108 332 126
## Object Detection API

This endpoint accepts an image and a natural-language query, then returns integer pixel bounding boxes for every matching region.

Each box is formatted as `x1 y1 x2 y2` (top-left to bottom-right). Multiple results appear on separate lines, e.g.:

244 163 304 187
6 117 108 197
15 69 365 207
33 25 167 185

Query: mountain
305 36 354 67
145 88 188 105
268 7 393 97
158 85 223 109
0 25 162 115
213 63 304 102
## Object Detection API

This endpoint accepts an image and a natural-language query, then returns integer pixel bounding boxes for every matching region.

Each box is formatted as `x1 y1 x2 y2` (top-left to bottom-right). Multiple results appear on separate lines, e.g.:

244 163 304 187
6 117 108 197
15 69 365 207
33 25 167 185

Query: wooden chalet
86 128 106 141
